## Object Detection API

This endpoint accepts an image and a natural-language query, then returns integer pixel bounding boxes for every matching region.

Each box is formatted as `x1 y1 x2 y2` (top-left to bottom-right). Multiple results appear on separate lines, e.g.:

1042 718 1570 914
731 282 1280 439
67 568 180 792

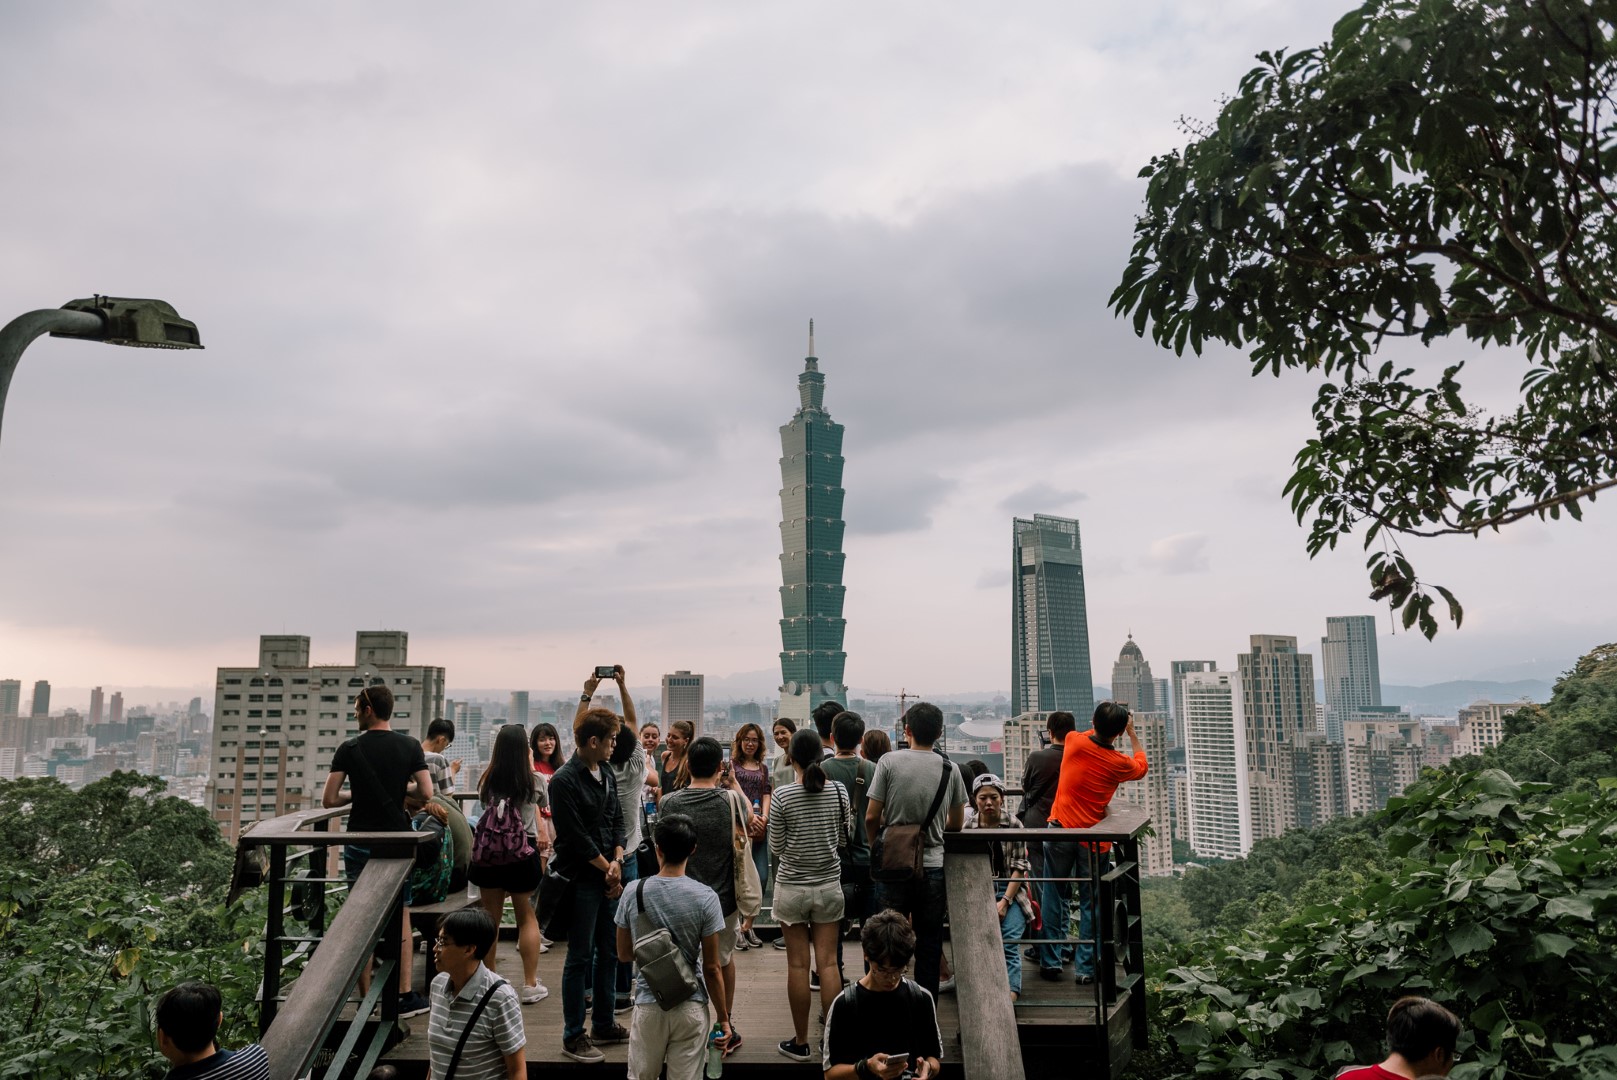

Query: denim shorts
773 879 845 926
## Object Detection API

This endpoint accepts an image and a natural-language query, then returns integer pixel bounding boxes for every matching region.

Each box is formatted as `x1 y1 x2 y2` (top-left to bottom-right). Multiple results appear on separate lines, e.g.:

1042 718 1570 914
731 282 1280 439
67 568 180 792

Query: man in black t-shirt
321 683 431 1013
822 911 942 1080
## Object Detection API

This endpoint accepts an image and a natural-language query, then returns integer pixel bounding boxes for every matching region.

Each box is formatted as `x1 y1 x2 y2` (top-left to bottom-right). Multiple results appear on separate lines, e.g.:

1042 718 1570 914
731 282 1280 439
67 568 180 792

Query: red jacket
1047 730 1148 838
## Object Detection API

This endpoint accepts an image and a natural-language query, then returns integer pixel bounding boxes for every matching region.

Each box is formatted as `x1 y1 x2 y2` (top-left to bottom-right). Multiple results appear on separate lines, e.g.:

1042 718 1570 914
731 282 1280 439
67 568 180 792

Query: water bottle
645 794 658 824
705 1024 726 1078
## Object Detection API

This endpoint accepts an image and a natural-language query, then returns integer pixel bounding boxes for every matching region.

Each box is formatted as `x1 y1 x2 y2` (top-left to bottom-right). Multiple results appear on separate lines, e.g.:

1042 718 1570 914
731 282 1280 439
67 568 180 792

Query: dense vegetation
0 773 260 1079
1140 645 1617 1079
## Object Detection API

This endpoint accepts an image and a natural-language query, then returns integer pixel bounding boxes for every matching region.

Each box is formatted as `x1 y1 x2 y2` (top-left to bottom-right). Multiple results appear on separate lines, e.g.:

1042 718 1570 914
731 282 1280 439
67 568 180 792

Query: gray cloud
1143 533 1211 575
998 483 1087 516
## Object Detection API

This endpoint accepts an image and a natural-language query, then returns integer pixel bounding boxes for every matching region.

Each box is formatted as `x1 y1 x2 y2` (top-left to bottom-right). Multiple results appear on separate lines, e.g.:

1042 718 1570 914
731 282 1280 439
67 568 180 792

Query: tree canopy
1112 0 1617 636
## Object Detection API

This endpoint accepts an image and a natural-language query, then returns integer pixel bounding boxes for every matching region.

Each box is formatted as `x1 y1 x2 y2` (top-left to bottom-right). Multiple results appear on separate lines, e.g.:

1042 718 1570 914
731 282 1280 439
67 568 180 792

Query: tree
1111 0 1617 636
1476 643 1617 789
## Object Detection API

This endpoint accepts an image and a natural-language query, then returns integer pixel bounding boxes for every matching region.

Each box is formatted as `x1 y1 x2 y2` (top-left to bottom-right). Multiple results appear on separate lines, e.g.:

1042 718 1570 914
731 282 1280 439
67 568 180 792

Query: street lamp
0 295 203 447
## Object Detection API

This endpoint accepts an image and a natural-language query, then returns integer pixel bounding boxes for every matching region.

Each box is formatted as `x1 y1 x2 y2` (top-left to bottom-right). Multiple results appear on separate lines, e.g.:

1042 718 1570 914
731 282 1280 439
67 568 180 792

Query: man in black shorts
821 910 942 1080
321 683 432 1014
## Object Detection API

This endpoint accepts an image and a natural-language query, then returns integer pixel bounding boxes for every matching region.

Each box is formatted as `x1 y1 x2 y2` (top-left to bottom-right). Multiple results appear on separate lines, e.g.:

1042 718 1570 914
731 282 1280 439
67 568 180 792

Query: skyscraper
0 679 19 720
661 671 705 733
30 680 50 718
1169 660 1217 748
1011 514 1094 719
1237 634 1317 842
1321 615 1382 743
1181 670 1253 859
89 687 105 726
109 692 124 727
1109 635 1156 711
509 690 530 727
777 324 848 724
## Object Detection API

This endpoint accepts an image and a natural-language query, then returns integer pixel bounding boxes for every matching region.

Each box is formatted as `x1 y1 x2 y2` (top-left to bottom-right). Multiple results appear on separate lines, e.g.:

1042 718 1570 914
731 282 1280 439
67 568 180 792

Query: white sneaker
540 940 552 954
520 982 549 1004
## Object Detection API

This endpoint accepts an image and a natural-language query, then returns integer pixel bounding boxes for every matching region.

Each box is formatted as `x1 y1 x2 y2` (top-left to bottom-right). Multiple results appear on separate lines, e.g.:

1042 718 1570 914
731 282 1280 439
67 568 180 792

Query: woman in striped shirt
767 728 851 1062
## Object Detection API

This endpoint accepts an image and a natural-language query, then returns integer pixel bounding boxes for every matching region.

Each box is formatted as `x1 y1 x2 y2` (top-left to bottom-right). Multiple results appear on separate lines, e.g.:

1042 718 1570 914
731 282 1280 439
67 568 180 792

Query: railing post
1120 836 1148 1051
262 844 288 1034
311 818 329 937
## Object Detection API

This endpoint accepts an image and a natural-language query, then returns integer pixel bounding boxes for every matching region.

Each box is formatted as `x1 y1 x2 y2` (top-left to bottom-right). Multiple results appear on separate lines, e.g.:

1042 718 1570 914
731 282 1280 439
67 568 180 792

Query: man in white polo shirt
426 907 526 1080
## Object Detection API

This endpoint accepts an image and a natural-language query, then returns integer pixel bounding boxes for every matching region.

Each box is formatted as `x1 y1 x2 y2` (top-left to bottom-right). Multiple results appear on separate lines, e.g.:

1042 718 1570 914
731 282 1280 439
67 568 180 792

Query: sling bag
631 878 704 1010
442 978 506 1080
870 758 955 883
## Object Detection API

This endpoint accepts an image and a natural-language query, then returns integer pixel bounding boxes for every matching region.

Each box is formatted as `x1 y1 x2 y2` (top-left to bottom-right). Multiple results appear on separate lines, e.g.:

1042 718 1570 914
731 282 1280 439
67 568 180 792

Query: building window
248 710 262 718
224 678 242 685
320 695 338 703
223 694 241 701
291 678 309 685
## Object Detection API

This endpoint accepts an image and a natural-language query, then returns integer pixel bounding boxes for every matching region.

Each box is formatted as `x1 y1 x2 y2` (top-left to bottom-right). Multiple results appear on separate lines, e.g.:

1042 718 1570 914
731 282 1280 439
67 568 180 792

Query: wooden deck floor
380 928 1110 1077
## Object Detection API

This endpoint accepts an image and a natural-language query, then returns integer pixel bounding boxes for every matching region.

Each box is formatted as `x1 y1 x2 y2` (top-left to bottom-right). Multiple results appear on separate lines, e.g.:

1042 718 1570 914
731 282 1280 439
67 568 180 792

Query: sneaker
397 991 431 1018
1022 946 1042 962
614 992 634 1014
778 1038 813 1062
519 982 549 1005
540 939 552 954
562 1034 605 1064
810 970 820 990
725 1026 743 1054
1075 973 1096 985
746 929 763 948
735 928 751 951
1038 966 1064 982
592 1022 631 1045
772 936 787 950
938 976 956 993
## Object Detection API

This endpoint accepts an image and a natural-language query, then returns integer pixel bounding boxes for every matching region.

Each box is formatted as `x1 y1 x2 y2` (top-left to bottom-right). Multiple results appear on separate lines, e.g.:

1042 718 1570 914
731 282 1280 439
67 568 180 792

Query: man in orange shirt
1037 701 1147 984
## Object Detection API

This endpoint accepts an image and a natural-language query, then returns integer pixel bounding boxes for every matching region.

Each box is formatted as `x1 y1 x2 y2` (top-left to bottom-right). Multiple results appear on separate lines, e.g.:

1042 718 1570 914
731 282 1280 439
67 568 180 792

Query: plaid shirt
963 812 1033 918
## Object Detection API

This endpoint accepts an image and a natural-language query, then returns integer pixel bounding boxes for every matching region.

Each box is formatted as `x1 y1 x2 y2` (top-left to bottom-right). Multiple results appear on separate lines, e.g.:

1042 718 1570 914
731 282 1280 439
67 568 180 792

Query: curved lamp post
0 295 203 447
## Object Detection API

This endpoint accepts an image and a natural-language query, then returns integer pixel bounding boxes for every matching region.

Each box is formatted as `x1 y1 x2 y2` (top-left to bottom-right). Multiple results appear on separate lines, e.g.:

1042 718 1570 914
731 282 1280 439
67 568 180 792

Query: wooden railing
232 807 431 1080
943 801 1150 1080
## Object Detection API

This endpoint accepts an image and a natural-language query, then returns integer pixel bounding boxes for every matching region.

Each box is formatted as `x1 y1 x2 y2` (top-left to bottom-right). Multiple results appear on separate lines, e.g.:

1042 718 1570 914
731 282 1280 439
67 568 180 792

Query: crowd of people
154 675 1468 1080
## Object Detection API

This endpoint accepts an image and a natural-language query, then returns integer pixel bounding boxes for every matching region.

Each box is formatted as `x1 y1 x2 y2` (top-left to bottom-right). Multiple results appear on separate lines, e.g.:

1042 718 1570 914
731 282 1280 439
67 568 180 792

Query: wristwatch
580 693 591 703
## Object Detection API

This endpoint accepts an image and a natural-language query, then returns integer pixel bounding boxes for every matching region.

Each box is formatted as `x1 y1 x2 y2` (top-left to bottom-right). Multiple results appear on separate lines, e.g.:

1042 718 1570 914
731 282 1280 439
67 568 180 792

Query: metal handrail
232 805 433 1080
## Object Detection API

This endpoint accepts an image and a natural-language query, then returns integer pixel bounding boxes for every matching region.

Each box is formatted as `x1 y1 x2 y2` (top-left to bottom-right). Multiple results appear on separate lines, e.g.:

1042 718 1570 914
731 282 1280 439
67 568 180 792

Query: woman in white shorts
767 728 850 1062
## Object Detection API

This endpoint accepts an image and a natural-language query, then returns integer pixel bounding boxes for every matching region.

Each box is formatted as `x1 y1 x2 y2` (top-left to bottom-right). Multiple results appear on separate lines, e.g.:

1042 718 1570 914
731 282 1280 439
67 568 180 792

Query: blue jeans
752 836 769 895
562 875 620 1041
997 889 1027 995
1039 839 1098 975
615 856 640 996
873 867 947 999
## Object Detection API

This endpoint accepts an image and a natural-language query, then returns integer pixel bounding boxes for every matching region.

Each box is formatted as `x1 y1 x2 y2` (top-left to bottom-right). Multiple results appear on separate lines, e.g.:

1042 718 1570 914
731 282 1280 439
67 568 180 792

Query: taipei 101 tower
777 321 848 724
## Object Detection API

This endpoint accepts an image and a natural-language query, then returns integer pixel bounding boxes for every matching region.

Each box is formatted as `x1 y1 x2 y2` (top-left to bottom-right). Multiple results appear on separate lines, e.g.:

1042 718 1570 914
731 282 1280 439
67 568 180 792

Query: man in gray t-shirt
615 815 730 1078
865 703 966 1001
660 737 749 1024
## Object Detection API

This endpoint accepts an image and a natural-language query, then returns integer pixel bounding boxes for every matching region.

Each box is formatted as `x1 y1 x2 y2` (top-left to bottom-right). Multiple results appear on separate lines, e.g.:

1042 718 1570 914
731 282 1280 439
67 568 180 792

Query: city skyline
2 3 1611 696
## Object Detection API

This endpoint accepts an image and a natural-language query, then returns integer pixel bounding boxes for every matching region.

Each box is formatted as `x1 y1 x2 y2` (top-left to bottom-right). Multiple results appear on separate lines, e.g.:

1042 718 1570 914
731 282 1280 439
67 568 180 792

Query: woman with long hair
657 719 694 797
470 724 548 1004
768 728 849 1062
529 722 563 876
730 723 773 948
530 722 565 776
769 718 797 791
860 728 890 765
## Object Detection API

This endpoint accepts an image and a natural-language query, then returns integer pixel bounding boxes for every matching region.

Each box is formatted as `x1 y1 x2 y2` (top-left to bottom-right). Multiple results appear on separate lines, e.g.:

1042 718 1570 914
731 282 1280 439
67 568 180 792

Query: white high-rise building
208 632 446 842
1321 616 1382 743
1169 661 1217 748
1455 700 1523 756
661 671 705 734
1238 635 1317 843
1182 670 1253 859
1113 710 1173 876
1001 711 1055 785
1342 706 1423 814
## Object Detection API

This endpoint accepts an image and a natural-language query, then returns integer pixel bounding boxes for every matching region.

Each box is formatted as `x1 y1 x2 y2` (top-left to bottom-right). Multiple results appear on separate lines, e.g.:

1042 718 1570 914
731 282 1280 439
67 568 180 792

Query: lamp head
53 296 202 349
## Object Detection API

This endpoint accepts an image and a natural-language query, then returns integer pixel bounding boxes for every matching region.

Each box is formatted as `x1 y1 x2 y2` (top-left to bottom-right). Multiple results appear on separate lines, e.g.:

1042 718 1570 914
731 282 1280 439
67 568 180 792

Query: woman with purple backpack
470 723 550 1004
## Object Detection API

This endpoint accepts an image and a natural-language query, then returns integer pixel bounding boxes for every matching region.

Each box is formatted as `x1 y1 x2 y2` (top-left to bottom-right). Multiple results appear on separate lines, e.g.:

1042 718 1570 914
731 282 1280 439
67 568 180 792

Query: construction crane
863 689 930 749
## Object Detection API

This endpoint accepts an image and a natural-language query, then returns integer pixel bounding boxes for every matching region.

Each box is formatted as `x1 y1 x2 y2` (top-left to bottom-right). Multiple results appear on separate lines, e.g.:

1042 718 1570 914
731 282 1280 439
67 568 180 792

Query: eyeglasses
433 936 469 952
869 962 907 978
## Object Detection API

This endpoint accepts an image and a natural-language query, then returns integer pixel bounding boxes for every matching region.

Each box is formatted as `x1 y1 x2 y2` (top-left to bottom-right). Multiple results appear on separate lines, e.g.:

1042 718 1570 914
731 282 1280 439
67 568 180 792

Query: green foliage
1473 644 1617 790
0 775 257 1079
1142 643 1617 1078
1151 771 1617 1079
1111 0 1617 636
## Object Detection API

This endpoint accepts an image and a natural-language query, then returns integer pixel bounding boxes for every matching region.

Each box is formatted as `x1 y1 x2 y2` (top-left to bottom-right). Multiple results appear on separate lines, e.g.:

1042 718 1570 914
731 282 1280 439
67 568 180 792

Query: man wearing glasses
821 910 942 1080
427 908 526 1080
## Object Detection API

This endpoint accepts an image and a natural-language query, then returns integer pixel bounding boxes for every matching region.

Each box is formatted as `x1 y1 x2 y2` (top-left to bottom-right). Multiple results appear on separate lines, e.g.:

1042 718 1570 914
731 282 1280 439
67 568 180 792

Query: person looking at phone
821 910 942 1080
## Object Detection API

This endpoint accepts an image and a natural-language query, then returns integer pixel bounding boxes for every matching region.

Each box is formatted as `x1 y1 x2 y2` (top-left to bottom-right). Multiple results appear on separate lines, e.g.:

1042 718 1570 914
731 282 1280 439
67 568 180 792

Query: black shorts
468 847 542 894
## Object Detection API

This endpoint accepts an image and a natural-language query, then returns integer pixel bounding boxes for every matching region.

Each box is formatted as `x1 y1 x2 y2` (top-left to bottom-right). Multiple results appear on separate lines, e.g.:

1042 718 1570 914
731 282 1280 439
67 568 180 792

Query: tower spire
808 318 815 358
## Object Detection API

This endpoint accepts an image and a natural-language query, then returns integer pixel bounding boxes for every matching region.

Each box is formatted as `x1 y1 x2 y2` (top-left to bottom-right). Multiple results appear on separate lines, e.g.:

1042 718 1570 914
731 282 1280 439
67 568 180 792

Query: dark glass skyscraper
777 329 847 723
1011 514 1094 719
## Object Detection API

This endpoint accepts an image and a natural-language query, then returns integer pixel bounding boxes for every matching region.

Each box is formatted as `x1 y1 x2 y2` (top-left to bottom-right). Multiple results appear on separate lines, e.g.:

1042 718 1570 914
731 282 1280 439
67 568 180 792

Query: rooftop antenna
808 318 815 357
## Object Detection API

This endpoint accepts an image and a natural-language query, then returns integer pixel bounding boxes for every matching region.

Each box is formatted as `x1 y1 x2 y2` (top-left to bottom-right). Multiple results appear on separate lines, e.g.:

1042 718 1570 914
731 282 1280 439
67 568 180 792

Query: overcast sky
1 2 1610 706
